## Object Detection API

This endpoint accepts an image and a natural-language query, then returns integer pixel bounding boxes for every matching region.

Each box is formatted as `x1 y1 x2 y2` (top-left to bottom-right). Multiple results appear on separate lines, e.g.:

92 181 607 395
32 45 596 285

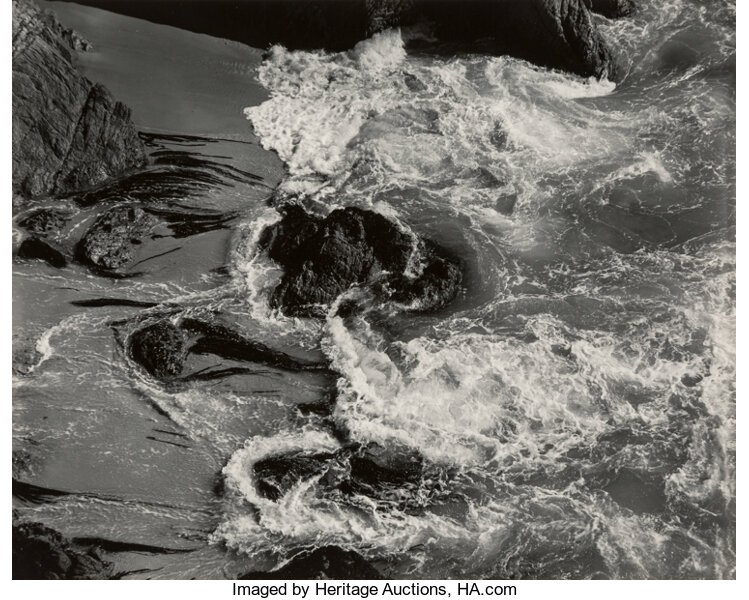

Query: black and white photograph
10 0 737 584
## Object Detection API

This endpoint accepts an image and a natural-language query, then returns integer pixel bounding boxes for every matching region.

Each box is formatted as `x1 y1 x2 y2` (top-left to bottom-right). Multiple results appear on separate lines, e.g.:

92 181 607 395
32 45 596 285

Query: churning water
13 0 734 580
218 0 735 579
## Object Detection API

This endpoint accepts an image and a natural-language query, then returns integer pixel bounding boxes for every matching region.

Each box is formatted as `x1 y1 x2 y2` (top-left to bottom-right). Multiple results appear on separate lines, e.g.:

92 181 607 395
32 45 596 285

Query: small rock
551 344 572 358
403 72 426 92
128 320 187 379
681 373 704 387
77 206 158 272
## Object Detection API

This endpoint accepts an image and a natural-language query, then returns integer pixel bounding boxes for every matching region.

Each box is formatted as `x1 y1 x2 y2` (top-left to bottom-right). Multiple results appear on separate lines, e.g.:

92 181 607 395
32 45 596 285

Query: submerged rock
240 546 381 580
495 194 518 216
17 236 67 268
128 320 187 379
12 0 146 200
259 205 462 317
76 206 158 272
13 521 112 580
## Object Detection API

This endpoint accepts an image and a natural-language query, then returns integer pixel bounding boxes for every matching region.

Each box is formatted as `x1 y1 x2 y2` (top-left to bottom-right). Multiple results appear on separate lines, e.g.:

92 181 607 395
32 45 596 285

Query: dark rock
367 0 416 36
490 122 510 151
12 333 42 375
128 320 187 379
551 343 572 358
17 236 67 268
253 442 425 502
681 373 704 387
403 71 427 92
585 0 636 18
253 451 350 501
18 207 72 236
406 0 618 79
12 0 146 200
182 318 328 372
13 521 112 580
387 241 463 312
260 205 462 317
76 206 158 272
98 0 617 78
349 441 424 486
240 546 381 580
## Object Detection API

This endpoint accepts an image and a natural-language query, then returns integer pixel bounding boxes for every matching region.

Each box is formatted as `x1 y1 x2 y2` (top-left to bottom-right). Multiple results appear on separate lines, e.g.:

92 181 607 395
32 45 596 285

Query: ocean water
13 0 735 580
219 0 735 579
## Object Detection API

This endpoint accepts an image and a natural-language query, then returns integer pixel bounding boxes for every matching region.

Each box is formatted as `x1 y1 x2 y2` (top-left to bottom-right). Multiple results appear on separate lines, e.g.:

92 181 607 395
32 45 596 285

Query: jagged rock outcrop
12 0 146 200
406 0 618 79
240 546 382 580
13 520 112 580
259 205 462 318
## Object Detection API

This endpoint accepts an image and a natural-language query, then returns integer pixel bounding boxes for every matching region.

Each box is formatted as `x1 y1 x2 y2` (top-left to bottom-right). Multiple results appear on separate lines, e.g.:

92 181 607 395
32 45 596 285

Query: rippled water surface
13 0 735 579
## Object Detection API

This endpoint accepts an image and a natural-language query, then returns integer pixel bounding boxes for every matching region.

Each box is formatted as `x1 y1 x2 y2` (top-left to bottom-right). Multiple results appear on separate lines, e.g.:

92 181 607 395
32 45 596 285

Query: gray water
13 0 735 579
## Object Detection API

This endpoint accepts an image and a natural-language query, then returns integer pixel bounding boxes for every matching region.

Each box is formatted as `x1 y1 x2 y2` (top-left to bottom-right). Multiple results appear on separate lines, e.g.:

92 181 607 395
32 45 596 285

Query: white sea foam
228 6 735 576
